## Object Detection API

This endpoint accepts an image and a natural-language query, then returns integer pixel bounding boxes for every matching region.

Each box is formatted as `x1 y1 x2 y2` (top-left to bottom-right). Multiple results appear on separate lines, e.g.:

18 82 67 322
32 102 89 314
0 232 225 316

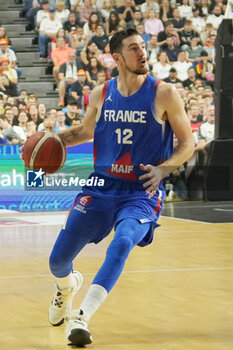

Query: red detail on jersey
102 82 108 103
79 195 92 206
93 144 96 165
155 79 161 87
153 197 162 214
107 152 137 180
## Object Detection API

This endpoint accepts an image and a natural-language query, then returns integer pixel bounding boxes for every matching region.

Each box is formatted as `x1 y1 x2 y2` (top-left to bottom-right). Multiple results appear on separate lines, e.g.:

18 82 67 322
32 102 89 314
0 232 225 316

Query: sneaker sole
68 329 92 346
50 318 64 327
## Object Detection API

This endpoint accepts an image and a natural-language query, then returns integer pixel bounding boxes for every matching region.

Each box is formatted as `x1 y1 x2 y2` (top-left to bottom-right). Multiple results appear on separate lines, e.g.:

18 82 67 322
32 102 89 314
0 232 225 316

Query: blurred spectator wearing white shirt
55 1 70 24
36 0 50 29
39 7 62 58
178 0 193 19
173 50 192 81
206 5 224 30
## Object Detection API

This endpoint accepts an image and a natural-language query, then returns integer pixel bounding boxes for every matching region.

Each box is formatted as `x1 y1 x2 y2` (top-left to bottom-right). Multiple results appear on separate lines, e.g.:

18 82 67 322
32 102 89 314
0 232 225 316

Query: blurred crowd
0 0 224 199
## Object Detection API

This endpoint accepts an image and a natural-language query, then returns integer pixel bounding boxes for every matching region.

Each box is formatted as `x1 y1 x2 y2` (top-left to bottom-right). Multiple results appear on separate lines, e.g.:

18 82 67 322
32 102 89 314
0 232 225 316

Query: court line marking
1 266 233 279
161 215 233 224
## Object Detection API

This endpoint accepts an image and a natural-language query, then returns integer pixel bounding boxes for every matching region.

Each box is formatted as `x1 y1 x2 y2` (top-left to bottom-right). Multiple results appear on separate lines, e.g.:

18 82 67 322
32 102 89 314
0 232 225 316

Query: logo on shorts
26 169 44 187
79 195 92 206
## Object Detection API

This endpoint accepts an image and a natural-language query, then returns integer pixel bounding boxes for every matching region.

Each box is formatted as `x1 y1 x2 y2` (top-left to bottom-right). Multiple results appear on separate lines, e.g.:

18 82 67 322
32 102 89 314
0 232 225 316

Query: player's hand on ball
139 163 163 199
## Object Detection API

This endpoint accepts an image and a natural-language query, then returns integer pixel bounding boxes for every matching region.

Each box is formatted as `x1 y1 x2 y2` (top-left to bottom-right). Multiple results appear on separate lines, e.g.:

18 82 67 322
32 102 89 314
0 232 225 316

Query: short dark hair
109 28 139 55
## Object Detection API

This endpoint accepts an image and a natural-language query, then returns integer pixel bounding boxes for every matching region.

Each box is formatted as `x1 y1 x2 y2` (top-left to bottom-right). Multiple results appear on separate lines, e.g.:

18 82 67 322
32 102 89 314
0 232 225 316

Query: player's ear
112 52 121 63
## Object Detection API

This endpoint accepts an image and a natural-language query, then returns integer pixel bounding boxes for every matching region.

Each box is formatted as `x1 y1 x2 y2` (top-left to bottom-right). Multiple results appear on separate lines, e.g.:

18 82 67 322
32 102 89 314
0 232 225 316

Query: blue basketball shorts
62 187 164 247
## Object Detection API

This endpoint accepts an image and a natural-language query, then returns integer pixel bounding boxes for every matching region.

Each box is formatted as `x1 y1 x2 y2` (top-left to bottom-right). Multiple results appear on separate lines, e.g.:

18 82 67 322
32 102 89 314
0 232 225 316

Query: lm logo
26 169 44 188
79 195 92 206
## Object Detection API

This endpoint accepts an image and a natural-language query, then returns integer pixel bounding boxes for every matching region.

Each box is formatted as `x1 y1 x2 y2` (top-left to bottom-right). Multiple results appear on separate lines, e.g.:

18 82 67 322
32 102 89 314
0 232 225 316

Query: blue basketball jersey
93 75 173 184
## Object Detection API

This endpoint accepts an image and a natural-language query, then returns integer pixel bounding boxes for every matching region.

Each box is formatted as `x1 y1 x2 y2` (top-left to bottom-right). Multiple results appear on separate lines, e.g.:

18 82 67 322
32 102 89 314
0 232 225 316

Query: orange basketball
23 131 67 174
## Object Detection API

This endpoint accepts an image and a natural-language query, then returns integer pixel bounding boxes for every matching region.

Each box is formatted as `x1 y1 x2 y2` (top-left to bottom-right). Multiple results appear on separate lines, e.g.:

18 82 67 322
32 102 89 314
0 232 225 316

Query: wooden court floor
0 211 233 350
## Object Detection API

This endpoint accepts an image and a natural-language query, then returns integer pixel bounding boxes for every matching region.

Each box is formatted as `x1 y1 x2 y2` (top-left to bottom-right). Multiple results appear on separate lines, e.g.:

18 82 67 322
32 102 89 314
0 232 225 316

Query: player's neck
117 74 147 97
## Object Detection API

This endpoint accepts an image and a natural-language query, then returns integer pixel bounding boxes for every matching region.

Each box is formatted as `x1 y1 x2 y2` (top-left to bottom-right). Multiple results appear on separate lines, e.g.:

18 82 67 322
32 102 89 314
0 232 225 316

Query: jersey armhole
101 82 109 104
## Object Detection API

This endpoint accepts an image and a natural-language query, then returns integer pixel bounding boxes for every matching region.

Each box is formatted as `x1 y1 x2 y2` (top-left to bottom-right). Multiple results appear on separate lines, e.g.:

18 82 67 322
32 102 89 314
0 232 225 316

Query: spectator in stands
191 6 206 34
164 67 182 84
63 11 81 39
78 0 95 25
39 7 63 58
171 8 185 31
12 105 20 123
147 34 160 68
71 114 83 126
36 0 50 29
199 0 210 17
159 0 173 22
186 36 203 62
5 96 16 106
91 24 109 51
18 89 29 102
105 11 120 36
80 41 101 67
164 35 180 62
96 70 107 85
25 0 43 31
18 101 27 112
117 0 136 23
26 120 37 136
64 98 80 125
38 103 47 119
4 107 15 125
70 69 93 101
141 0 160 19
206 5 224 30
157 20 180 50
54 109 69 131
152 51 171 79
144 9 164 36
55 1 70 24
100 0 116 22
173 50 192 81
0 114 23 144
126 9 143 30
58 51 79 107
12 110 29 142
28 103 42 126
135 23 150 45
0 74 18 97
51 37 75 87
209 0 226 14
0 26 11 46
86 57 103 86
50 28 70 52
0 39 17 70
26 93 38 108
42 117 57 131
187 102 203 133
83 12 100 39
99 42 115 77
203 34 216 63
178 0 193 19
183 66 198 89
200 23 216 46
179 19 199 50
195 50 215 84
0 57 18 84
70 26 86 56
197 105 215 151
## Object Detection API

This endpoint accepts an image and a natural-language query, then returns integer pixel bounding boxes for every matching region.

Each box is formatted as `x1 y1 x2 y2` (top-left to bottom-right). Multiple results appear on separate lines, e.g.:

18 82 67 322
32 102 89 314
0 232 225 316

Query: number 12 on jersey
115 128 133 144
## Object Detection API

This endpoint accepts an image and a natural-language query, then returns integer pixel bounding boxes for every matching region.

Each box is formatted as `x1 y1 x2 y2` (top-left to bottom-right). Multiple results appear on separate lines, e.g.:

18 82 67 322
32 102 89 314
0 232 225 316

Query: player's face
120 35 148 75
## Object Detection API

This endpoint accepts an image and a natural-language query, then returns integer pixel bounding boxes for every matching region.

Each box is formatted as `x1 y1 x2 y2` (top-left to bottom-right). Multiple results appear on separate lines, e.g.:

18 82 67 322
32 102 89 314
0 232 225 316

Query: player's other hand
139 163 163 199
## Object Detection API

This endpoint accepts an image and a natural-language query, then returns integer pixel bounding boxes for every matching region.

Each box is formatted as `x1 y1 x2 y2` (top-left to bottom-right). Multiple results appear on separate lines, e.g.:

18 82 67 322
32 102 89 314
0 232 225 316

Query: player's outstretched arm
57 84 104 147
139 82 195 198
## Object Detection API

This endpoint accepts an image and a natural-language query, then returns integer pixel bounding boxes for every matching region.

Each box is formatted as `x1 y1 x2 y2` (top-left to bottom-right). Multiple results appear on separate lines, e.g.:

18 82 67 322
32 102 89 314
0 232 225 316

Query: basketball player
31 29 194 346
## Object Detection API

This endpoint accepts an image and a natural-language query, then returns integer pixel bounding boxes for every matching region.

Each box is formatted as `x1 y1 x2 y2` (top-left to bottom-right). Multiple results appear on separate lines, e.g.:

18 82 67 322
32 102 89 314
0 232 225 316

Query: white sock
56 272 76 291
79 284 108 321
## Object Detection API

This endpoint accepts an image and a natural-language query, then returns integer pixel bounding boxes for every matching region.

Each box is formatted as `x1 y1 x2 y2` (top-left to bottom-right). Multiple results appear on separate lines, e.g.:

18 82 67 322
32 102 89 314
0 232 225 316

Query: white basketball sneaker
49 271 83 326
65 309 92 346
